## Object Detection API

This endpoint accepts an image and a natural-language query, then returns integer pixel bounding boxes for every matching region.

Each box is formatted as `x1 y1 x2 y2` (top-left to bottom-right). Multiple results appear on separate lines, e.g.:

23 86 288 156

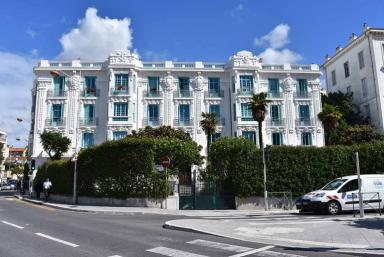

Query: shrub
207 138 384 197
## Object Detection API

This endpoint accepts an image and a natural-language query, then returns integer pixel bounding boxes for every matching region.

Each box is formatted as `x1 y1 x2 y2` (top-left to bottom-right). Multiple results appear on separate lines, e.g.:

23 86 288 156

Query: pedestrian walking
34 181 43 200
43 178 52 202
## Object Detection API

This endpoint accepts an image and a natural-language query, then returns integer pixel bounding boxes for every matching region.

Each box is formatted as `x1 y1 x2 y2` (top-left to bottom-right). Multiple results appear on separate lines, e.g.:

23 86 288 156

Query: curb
163 220 384 255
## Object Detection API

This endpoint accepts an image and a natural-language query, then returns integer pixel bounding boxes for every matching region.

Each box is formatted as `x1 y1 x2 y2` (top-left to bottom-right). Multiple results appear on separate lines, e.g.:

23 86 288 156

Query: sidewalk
165 216 384 256
14 195 296 216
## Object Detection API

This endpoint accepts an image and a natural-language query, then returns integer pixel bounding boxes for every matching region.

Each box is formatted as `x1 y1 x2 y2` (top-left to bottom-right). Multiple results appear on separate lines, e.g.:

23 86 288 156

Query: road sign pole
263 147 268 212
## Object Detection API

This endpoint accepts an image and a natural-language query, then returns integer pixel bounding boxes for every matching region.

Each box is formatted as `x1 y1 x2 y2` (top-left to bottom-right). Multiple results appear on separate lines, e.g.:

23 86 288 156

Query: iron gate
178 178 235 210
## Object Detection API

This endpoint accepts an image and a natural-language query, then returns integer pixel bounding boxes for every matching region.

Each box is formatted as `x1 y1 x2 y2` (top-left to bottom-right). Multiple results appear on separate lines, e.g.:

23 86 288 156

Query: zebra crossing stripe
146 246 208 257
187 239 253 253
256 250 305 257
229 245 275 257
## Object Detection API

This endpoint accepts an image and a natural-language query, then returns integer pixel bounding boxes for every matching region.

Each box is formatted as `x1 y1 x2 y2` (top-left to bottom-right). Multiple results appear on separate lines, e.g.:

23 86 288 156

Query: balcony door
53 76 65 96
299 105 310 120
179 104 190 125
148 104 159 126
51 104 63 125
84 104 95 125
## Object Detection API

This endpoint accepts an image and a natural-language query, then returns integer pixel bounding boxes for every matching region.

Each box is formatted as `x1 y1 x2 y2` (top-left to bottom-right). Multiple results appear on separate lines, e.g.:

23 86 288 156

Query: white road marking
146 246 208 257
187 239 253 253
249 220 333 225
257 250 305 257
108 255 122 257
35 233 79 247
1 220 24 229
229 245 275 257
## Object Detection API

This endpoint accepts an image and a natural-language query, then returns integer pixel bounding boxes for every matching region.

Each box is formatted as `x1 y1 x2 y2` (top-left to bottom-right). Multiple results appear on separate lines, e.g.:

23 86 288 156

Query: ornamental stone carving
282 74 296 92
309 78 321 90
229 51 262 69
108 50 138 65
36 78 50 90
161 74 175 91
68 73 81 91
191 75 206 91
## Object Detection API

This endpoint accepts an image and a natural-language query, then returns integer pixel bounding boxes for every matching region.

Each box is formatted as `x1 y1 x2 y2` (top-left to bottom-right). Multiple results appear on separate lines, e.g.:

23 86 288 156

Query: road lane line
146 246 208 257
187 239 253 253
229 245 275 257
1 220 24 229
35 233 79 247
108 255 122 257
249 220 333 225
258 250 305 257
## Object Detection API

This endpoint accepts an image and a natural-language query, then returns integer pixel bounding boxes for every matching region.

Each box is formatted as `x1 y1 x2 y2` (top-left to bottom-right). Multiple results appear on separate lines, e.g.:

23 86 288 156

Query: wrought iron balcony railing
174 90 192 98
204 90 224 98
296 118 315 127
110 87 129 95
143 117 163 127
173 118 194 126
45 118 66 127
81 88 100 97
79 118 98 126
267 118 285 127
143 90 163 98
47 90 67 98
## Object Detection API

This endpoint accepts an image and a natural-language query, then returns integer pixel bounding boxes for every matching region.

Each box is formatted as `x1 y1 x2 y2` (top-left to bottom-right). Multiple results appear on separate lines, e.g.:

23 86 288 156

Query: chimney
336 45 343 52
349 33 357 42
325 54 330 62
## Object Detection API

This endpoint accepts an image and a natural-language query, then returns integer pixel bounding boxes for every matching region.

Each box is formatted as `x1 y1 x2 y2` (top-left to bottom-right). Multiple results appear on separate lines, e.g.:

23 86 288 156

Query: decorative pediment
108 50 139 66
227 50 262 69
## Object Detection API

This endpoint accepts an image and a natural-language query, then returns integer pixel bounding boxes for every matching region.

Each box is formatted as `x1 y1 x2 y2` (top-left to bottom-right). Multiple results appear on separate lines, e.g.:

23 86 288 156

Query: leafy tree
250 92 271 149
318 104 343 145
23 163 30 180
322 91 367 125
0 143 3 164
11 163 23 176
333 125 384 145
200 112 217 153
40 131 71 160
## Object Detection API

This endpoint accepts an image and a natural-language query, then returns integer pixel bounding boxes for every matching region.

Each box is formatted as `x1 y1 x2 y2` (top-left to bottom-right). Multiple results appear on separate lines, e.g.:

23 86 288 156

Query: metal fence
268 191 293 210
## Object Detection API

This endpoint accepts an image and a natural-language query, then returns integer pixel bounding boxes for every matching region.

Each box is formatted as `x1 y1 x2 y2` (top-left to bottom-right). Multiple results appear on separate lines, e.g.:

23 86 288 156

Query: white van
297 174 384 215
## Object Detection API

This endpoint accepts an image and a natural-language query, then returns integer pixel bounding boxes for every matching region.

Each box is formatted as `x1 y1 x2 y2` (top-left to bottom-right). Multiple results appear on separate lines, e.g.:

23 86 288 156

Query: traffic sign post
161 156 171 209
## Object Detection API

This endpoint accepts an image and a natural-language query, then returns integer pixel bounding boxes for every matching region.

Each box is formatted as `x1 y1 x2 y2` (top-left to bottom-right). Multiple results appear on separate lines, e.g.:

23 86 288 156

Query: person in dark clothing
34 181 43 200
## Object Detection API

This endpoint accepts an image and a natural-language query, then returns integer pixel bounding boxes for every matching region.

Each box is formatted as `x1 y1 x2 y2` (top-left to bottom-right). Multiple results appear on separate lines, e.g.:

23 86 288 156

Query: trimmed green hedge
35 136 201 199
206 138 384 197
34 160 73 195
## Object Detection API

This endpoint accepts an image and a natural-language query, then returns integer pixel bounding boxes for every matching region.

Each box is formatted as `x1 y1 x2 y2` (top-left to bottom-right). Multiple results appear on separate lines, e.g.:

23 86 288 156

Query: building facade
30 50 324 167
322 25 384 132
0 131 7 180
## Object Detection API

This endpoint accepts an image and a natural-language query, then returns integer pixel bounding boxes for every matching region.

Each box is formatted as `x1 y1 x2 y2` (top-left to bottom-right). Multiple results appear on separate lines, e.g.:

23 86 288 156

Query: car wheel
327 201 341 215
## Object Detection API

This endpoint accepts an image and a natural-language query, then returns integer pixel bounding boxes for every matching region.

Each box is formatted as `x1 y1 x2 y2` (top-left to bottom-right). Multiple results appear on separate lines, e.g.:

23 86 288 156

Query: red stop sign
161 156 171 168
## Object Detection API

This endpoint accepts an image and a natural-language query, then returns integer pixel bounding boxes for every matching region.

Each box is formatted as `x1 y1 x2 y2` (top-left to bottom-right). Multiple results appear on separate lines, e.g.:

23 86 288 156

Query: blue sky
1 0 384 146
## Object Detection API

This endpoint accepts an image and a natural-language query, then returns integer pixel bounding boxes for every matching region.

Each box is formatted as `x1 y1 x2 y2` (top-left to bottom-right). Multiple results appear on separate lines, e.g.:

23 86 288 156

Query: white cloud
57 7 133 61
0 51 36 147
235 3 243 11
259 48 302 64
230 3 244 23
30 49 39 57
254 24 290 49
253 24 302 64
26 28 36 38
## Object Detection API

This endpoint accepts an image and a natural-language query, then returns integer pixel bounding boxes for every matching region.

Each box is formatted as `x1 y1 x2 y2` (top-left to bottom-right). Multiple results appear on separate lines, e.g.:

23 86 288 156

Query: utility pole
355 152 364 218
263 145 269 211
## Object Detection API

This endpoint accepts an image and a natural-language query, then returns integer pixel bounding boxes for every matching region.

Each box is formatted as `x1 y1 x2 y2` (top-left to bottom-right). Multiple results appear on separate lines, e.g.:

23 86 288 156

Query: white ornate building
30 50 324 168
323 25 384 133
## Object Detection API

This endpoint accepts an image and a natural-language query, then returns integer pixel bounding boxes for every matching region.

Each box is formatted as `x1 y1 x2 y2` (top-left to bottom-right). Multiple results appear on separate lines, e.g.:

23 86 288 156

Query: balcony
143 117 163 127
79 118 98 127
112 116 131 122
174 90 192 98
237 89 253 96
47 90 67 98
268 91 282 99
45 118 66 127
81 89 100 97
241 117 254 122
268 118 285 127
143 90 163 98
295 91 312 99
0 135 6 144
110 87 129 96
174 118 194 126
204 90 224 98
296 118 315 127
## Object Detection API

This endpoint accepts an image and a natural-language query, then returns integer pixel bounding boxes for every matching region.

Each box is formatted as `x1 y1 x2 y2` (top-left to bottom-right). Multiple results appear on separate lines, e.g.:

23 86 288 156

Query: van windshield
322 179 348 190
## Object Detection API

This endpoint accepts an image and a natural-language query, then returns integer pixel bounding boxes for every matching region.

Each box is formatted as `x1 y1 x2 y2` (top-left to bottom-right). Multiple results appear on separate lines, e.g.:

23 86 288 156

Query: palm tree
250 92 271 149
200 112 217 153
318 103 343 145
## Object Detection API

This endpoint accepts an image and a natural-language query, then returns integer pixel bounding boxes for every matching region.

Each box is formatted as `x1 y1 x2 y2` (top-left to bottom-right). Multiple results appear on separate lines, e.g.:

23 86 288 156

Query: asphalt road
0 191 366 257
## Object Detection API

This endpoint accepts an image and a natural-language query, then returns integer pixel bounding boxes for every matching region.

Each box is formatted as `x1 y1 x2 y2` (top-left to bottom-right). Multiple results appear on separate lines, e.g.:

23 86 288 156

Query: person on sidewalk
34 181 43 200
43 178 52 202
